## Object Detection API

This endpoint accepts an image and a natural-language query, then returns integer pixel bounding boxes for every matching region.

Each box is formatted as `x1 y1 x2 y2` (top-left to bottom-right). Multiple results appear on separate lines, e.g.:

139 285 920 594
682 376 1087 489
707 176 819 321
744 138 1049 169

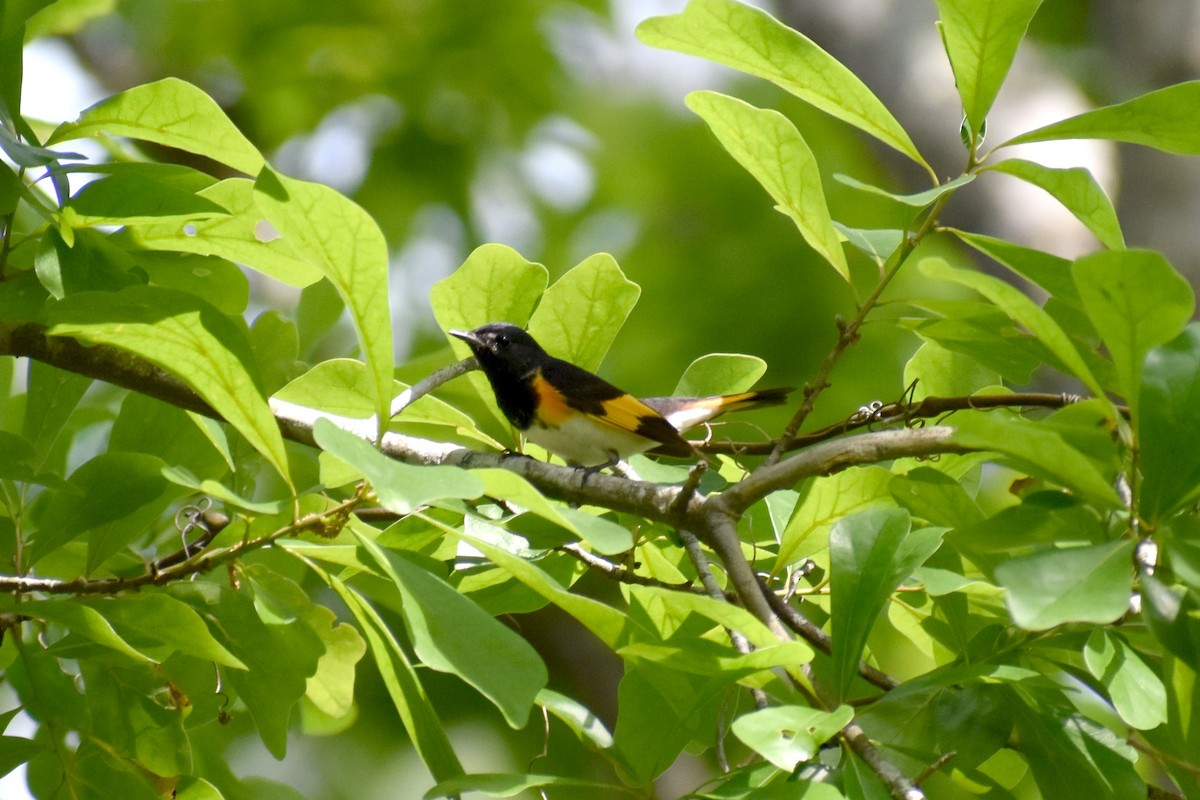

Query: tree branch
0 494 362 595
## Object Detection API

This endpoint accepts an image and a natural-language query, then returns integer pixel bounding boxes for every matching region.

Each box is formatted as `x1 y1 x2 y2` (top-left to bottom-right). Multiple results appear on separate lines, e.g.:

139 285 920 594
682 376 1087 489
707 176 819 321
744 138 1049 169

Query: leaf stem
766 188 957 466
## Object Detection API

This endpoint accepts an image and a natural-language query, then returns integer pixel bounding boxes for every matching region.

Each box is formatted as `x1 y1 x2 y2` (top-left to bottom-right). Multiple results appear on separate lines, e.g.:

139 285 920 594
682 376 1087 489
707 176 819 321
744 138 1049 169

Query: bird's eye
495 334 510 348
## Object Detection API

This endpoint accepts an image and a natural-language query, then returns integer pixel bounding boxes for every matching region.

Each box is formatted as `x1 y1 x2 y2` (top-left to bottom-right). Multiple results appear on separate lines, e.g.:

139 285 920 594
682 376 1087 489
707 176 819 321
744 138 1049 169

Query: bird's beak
450 329 480 346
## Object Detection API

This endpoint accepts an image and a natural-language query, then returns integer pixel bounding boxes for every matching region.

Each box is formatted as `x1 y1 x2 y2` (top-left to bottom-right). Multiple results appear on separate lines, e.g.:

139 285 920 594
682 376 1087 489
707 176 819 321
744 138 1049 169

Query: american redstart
451 322 793 468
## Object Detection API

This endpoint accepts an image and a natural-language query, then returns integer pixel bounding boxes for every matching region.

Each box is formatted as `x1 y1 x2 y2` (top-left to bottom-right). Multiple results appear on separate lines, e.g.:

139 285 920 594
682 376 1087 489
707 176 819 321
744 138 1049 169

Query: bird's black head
450 323 548 380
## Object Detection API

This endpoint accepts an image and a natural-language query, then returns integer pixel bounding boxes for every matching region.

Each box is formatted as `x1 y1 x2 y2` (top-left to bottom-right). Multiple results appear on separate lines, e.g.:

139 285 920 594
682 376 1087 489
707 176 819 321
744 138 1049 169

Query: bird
450 322 793 468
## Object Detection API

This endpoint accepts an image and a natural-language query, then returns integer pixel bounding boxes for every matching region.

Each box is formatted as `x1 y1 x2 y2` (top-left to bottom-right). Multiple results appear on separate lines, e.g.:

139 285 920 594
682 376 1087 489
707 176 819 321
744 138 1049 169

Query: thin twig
841 721 926 800
697 391 1110 456
767 190 957 466
0 495 362 596
391 357 478 418
560 543 707 594
762 582 899 692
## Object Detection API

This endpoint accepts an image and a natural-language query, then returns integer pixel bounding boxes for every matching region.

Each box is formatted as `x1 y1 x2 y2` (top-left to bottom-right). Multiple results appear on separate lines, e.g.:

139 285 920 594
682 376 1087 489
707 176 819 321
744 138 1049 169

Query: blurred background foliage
16 0 1200 797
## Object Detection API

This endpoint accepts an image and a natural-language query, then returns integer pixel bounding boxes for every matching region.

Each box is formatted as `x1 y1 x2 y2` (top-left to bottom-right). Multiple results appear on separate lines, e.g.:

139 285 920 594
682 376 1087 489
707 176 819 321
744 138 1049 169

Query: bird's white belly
524 414 655 467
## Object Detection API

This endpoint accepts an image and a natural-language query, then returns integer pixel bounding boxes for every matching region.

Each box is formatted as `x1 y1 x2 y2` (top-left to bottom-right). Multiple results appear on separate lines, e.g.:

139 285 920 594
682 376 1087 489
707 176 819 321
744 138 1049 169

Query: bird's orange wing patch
531 372 573 426
596 393 661 434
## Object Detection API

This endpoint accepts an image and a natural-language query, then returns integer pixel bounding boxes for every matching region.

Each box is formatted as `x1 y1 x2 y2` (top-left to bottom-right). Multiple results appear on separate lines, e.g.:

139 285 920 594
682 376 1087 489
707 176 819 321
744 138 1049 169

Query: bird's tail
643 387 794 432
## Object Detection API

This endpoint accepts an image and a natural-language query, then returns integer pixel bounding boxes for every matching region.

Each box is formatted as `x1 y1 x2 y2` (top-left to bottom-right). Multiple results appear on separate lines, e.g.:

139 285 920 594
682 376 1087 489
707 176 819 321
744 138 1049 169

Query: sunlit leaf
835 172 974 207
127 178 322 288
920 257 1111 414
996 541 1133 629
987 159 1123 249
1072 249 1194 419
1003 81 1200 156
47 286 292 487
254 167 393 428
536 689 613 749
48 77 265 175
935 0 1044 137
527 253 640 372
353 529 548 728
687 90 849 280
673 353 766 396
829 508 942 700
637 0 929 169
313 419 484 513
81 594 247 669
1140 324 1200 519
731 704 853 770
315 567 464 782
1084 630 1167 730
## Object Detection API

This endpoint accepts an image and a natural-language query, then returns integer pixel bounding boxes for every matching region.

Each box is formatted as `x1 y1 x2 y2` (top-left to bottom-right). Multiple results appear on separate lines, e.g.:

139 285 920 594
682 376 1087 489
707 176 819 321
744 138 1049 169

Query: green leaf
948 229 1080 307
454 529 639 649
0 734 45 781
81 594 247 669
829 508 942 700
477 469 633 555
47 286 292 487
637 0 928 169
777 466 895 571
536 689 613 749
934 0 1044 137
431 244 548 332
1073 250 1194 419
64 168 226 228
254 167 394 428
174 777 226 800
905 299 1049 384
1140 324 1200 519
1084 630 1167 730
36 226 141 299
987 159 1123 249
613 663 713 784
170 580 322 760
857 681 1012 770
425 773 636 799
81 659 190 777
27 452 169 564
129 251 250 317
241 565 366 721
432 244 548 427
526 253 640 372
889 467 984 530
920 257 1111 411
315 567 464 783
22 359 91 466
673 353 766 396
950 491 1104 554
835 172 974 207
19 599 154 663
903 341 1000 398
627 585 803 653
353 529 548 728
948 409 1120 509
276 358 497 445
47 77 264 174
686 90 849 280
995 541 1133 629
1141 574 1200 665
1012 696 1143 799
731 704 853 771
834 224 904 263
1003 81 1200 156
126 178 322 288
313 419 484 513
